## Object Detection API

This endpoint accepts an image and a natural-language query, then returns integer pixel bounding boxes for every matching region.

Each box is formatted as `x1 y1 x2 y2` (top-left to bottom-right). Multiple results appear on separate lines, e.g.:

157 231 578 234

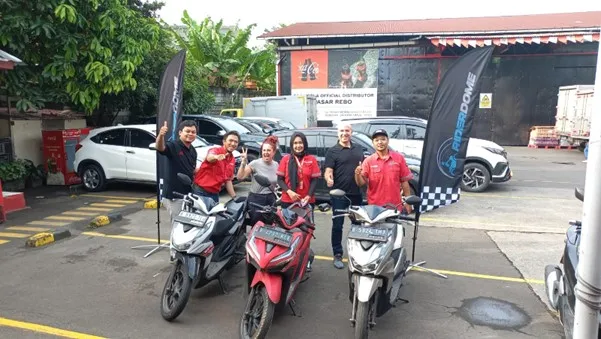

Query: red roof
259 11 601 39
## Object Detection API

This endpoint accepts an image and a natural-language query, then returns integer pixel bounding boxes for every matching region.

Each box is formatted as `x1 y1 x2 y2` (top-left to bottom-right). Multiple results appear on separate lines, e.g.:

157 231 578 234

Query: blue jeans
192 185 219 204
331 194 363 257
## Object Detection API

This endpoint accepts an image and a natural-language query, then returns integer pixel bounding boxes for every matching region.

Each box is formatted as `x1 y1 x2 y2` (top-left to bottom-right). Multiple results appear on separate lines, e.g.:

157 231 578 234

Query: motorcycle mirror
254 174 271 187
177 173 192 186
575 187 585 202
317 203 331 212
329 189 346 197
405 195 422 206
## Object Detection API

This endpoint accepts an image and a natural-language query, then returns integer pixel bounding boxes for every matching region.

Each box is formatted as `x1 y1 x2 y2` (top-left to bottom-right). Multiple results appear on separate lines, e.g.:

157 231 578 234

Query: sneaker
333 255 344 269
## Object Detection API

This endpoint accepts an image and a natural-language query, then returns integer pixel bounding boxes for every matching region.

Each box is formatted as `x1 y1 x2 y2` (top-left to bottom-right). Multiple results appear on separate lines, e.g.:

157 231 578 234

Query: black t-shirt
158 139 197 199
324 142 364 195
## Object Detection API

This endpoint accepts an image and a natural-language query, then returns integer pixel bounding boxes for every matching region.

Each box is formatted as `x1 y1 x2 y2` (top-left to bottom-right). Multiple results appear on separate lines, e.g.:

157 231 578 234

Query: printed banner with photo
290 49 379 121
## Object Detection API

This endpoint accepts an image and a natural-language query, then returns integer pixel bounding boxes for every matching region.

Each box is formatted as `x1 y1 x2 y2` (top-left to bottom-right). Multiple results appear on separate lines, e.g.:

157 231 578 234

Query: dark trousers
192 184 219 203
331 194 363 257
247 192 276 226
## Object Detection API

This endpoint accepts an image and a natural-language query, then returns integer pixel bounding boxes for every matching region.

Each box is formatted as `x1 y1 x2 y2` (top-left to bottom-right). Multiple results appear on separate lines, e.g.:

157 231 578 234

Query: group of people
155 119 414 270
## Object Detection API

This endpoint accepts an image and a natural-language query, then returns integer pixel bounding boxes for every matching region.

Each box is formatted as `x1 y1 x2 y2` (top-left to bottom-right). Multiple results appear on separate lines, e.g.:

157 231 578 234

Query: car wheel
461 162 491 193
81 163 107 192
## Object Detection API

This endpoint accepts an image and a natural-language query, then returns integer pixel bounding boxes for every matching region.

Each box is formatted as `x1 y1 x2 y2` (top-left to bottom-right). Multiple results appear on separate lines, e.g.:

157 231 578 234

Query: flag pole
572 34 601 339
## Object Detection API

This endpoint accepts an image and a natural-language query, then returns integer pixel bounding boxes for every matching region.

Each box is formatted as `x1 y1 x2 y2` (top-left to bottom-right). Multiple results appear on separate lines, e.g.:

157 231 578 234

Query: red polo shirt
361 150 413 206
194 146 235 193
276 154 321 204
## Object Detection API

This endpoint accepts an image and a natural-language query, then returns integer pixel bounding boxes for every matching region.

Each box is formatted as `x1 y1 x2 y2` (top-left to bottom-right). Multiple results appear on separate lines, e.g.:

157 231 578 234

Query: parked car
238 117 297 130
140 114 267 162
73 124 241 192
334 117 512 192
271 128 421 202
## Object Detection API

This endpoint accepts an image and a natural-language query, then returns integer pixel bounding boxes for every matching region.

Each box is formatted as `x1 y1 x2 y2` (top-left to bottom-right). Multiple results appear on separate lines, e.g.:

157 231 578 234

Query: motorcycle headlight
348 237 393 273
171 222 209 251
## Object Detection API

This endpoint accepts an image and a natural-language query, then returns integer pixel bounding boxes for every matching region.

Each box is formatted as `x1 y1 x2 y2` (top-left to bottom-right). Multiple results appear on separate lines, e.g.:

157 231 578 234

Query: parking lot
0 146 586 338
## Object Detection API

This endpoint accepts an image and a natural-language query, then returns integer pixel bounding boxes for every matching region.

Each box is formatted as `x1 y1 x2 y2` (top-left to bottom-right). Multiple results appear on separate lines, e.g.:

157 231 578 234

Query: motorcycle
160 173 248 322
239 174 330 339
329 188 422 339
544 187 601 339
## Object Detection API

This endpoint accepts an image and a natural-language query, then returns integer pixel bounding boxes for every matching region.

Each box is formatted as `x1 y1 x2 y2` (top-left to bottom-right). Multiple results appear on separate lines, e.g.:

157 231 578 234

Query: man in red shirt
193 131 239 203
354 129 414 213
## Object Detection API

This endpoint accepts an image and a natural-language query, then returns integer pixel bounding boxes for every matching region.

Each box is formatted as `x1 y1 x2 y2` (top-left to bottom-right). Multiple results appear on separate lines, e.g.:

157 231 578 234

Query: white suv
334 117 512 192
73 124 241 192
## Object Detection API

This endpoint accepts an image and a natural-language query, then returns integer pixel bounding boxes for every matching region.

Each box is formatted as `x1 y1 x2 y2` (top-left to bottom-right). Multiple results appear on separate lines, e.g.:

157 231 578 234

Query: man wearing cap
354 129 414 213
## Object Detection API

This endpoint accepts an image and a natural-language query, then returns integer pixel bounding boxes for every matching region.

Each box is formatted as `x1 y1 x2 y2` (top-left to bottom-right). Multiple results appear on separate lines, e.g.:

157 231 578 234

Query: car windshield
278 120 296 129
216 118 251 134
353 131 372 146
192 136 209 148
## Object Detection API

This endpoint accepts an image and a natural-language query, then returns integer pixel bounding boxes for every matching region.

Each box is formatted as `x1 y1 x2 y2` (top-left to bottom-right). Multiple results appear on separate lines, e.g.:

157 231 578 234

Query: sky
157 1 601 47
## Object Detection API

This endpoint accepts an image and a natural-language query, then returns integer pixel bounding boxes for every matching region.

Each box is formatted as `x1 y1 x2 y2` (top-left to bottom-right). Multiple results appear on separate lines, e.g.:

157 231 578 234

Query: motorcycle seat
225 198 246 221
212 218 237 238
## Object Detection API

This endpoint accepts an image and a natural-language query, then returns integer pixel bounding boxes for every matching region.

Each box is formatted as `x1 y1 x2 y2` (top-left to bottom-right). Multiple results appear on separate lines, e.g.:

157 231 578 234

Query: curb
26 229 72 248
144 199 162 209
89 212 123 228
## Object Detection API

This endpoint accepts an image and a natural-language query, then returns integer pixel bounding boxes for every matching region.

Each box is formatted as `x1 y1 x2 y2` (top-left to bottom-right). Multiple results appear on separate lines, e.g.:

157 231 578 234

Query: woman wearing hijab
276 132 321 210
276 132 321 272
236 135 280 226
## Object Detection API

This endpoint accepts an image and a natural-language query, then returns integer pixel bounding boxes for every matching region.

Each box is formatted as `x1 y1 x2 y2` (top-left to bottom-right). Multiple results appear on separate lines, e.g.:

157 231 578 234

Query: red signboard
42 128 91 186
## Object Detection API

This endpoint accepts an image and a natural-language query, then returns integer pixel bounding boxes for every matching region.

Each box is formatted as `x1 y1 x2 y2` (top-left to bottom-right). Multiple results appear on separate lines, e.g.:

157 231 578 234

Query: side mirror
329 189 346 197
217 130 226 136
363 151 370 157
317 203 331 212
404 195 422 206
575 187 585 202
254 174 272 187
177 173 192 186
149 142 157 150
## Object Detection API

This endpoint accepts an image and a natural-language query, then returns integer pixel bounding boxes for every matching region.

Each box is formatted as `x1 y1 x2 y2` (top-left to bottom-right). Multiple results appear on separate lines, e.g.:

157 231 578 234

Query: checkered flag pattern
419 186 461 213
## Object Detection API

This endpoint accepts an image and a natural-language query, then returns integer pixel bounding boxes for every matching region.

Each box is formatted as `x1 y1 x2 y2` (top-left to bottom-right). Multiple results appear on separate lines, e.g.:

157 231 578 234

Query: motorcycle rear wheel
160 260 192 321
240 284 275 339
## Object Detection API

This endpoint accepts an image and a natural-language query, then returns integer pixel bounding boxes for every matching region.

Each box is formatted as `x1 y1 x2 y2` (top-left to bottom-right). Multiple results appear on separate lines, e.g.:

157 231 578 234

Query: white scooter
329 189 422 339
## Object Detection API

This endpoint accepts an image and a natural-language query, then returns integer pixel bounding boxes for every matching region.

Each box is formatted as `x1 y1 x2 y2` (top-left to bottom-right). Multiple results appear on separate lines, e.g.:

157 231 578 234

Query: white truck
554 85 595 150
220 95 318 129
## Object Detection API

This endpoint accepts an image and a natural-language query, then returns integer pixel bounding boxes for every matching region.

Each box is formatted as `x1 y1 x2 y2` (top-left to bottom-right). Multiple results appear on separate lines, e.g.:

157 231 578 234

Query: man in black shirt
324 124 365 269
155 120 198 223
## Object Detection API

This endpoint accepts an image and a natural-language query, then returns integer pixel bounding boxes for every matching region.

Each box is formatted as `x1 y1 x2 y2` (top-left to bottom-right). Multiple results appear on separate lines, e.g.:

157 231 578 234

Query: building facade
260 11 600 145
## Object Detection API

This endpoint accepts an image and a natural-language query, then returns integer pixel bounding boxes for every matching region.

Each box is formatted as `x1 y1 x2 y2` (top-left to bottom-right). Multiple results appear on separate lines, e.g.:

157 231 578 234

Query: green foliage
0 159 28 182
0 0 160 113
169 12 276 92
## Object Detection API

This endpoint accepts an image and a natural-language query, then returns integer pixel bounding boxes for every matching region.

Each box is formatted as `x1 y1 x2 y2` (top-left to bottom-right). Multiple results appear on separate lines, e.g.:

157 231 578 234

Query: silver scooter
330 189 422 339
160 173 247 322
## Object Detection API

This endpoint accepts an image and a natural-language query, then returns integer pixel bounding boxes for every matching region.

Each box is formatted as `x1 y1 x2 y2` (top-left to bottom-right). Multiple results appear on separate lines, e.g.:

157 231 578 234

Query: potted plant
0 159 28 191
22 159 46 188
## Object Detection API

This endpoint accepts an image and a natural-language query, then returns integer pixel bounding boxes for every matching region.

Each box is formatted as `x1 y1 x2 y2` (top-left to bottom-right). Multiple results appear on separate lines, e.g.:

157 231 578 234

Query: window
192 136 209 148
277 136 289 154
352 132 374 154
304 134 321 156
129 129 155 148
323 136 339 150
91 129 126 146
368 124 403 139
213 118 251 134
195 120 223 135
405 124 426 140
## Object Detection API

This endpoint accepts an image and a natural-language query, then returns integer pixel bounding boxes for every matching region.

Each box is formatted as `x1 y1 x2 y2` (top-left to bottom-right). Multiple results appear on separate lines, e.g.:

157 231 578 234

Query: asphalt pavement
0 146 586 338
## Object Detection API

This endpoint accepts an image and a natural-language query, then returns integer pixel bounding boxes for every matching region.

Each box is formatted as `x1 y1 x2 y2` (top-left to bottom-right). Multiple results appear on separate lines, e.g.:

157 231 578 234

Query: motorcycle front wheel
160 260 192 321
240 283 275 339
355 301 370 339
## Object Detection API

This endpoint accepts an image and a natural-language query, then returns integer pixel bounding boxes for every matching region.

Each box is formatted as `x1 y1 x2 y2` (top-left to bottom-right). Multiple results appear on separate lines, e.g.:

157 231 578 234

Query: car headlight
483 146 506 158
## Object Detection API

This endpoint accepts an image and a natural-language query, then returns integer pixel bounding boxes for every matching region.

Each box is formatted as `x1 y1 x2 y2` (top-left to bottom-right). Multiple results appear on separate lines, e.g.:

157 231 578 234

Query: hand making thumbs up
159 121 168 136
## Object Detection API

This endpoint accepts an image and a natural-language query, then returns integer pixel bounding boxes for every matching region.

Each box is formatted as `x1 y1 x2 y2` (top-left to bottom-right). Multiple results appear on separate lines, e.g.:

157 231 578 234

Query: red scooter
239 175 329 339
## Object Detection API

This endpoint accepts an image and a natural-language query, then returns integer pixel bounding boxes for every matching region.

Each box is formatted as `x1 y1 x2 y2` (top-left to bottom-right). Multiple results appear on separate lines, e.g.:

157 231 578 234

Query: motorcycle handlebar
173 192 185 199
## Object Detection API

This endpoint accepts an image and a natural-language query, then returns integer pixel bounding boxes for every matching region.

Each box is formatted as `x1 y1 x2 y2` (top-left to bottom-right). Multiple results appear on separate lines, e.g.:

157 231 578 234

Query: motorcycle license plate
174 211 207 227
348 226 388 242
255 227 293 247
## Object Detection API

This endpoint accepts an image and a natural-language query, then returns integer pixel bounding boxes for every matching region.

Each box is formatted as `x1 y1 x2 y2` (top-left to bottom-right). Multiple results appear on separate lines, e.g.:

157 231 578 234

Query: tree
0 0 159 113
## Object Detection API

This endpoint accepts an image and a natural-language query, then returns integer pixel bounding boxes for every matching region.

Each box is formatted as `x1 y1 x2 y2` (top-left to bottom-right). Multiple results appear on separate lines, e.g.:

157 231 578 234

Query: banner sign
290 49 379 120
418 46 494 213
157 49 186 201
